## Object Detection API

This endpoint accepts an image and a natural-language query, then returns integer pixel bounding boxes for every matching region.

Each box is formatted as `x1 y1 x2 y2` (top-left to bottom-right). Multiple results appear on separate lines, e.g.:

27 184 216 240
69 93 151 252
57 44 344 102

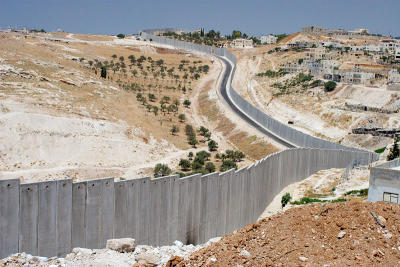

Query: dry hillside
0 31 279 183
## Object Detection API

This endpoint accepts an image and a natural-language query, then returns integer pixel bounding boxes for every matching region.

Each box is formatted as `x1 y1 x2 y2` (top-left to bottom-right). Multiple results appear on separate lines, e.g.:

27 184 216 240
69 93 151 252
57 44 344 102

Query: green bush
344 189 368 197
220 160 237 172
205 162 216 173
324 81 337 92
196 151 211 161
291 197 346 205
117 33 125 39
179 159 191 171
281 193 292 208
374 147 386 154
208 140 218 151
153 163 171 177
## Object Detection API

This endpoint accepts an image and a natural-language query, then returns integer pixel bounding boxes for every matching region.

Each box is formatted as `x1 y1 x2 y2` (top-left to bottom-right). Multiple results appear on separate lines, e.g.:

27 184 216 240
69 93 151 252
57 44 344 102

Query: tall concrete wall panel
101 178 115 247
126 178 143 243
0 179 19 259
136 177 150 245
168 176 180 243
19 183 39 256
71 181 87 249
189 174 202 244
57 179 72 257
38 181 57 257
149 177 161 246
85 179 102 249
85 178 114 249
216 171 228 237
204 172 219 240
71 182 87 248
227 169 240 233
198 173 211 243
114 180 128 239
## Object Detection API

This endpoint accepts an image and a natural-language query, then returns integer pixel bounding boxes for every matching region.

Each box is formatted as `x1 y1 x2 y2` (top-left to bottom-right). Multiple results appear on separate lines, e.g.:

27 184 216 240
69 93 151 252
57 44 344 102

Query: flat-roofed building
260 35 277 44
302 26 327 35
230 38 253 48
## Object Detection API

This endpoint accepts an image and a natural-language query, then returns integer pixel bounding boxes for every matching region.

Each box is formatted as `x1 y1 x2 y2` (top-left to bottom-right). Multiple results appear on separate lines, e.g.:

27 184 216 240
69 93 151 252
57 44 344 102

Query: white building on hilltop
260 35 277 44
230 38 253 48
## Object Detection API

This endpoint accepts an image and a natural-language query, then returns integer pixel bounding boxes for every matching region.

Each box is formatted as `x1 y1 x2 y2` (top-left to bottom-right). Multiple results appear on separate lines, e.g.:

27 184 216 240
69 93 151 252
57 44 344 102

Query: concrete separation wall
1 148 376 258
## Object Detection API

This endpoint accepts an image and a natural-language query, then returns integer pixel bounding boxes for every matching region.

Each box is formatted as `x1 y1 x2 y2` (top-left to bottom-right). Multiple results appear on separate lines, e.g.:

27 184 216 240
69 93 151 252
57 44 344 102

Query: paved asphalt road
217 56 295 148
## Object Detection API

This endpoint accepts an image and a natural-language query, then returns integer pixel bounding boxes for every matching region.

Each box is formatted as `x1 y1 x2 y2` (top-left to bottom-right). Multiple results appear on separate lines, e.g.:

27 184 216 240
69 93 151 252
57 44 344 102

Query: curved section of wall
0 148 375 258
140 32 372 154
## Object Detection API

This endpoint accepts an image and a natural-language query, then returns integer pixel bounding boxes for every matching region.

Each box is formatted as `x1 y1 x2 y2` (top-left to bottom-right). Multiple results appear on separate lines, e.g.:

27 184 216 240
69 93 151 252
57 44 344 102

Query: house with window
368 159 400 203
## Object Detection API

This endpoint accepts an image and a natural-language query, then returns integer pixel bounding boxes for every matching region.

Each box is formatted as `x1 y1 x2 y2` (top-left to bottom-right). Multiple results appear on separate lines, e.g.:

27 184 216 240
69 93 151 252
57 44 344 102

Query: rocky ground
0 238 221 267
179 201 400 266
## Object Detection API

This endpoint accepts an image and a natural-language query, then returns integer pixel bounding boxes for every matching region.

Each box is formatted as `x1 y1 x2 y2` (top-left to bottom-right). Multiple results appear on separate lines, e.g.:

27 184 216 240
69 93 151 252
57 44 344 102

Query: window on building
383 192 399 204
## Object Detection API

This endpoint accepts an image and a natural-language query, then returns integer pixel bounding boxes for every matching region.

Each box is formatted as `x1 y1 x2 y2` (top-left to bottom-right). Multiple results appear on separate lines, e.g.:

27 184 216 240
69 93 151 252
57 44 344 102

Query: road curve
217 56 296 148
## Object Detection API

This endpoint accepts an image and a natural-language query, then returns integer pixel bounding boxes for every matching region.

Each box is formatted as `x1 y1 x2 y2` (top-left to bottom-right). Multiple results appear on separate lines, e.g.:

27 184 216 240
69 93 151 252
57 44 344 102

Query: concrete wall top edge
201 172 219 179
0 178 20 183
180 173 201 181
220 169 235 176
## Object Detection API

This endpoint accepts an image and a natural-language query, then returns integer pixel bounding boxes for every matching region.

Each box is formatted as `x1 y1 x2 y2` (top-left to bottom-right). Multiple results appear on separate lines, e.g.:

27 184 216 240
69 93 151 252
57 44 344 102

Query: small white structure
230 38 253 48
348 28 369 35
368 159 400 203
260 35 277 44
395 48 400 61
388 69 400 84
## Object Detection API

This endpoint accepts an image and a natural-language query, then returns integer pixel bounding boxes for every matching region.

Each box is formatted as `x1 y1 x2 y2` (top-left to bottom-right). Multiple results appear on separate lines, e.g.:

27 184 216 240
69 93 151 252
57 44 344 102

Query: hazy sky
1 0 399 36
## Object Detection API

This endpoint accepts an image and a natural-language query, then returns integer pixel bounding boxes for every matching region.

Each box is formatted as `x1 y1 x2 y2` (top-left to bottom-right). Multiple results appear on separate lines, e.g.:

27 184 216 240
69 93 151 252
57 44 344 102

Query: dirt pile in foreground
180 201 400 266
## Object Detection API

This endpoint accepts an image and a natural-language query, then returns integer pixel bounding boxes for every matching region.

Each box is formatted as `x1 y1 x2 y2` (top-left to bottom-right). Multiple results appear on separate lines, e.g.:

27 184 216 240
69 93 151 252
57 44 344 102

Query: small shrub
291 197 346 205
324 81 337 92
344 189 368 197
281 193 292 208
220 160 237 172
153 163 171 177
179 159 191 171
205 162 216 173
374 147 386 154
208 140 218 151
